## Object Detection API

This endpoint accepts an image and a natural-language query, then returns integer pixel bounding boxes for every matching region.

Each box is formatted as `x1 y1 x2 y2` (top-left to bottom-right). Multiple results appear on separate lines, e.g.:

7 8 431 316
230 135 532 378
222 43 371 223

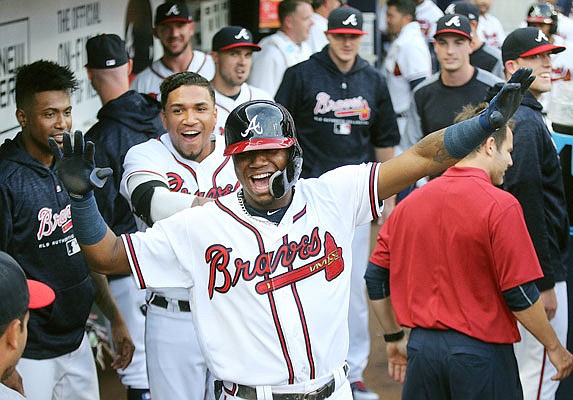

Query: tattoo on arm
415 131 454 164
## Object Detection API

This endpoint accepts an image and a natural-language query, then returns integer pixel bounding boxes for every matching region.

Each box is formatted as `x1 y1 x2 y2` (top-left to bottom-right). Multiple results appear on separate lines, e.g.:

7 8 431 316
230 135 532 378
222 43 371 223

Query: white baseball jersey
249 31 312 97
305 13 329 54
130 51 216 100
477 13 506 48
557 13 573 42
122 163 382 385
382 21 432 115
120 133 240 300
213 83 273 136
539 35 573 114
416 0 444 43
0 384 25 400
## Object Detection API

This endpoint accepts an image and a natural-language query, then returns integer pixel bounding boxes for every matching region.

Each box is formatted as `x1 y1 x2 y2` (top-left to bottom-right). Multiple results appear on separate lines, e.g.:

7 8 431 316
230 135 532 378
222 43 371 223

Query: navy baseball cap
326 6 367 35
444 1 480 21
0 252 55 326
212 26 261 52
502 27 565 63
155 1 192 26
434 14 472 40
85 34 129 69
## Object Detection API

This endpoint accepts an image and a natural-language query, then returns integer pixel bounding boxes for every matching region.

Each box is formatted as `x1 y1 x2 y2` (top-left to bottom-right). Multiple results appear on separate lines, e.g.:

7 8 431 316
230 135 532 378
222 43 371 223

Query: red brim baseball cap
212 26 261 52
434 14 472 40
224 138 295 156
325 6 367 35
502 27 565 63
28 280 56 309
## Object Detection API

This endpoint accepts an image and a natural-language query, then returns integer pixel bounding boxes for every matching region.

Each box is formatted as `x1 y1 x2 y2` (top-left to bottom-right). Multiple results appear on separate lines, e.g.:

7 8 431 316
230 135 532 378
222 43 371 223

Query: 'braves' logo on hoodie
37 205 73 240
314 92 371 120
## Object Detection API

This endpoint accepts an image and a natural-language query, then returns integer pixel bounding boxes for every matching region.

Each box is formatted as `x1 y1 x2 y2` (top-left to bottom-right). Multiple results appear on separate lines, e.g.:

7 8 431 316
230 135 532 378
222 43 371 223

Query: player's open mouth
51 134 64 144
181 130 200 139
251 172 272 191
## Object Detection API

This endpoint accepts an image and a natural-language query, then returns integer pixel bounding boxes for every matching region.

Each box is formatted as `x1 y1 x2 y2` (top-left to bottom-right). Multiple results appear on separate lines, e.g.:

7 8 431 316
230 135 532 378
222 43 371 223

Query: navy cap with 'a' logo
434 14 472 40
212 26 262 52
502 26 565 64
325 6 367 35
155 1 192 26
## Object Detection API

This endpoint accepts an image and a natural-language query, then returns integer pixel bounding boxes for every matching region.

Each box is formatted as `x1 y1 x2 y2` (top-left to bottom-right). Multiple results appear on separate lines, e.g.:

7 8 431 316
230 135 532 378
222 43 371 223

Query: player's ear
15 109 27 128
126 59 133 76
504 60 518 75
161 110 167 128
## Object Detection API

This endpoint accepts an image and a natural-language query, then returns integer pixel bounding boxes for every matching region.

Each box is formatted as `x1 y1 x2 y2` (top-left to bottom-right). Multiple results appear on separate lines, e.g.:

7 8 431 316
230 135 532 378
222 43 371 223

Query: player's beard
163 41 189 58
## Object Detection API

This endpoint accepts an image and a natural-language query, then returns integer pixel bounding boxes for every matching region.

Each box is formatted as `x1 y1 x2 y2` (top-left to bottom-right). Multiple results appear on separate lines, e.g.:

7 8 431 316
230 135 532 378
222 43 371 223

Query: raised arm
49 131 130 275
377 67 534 200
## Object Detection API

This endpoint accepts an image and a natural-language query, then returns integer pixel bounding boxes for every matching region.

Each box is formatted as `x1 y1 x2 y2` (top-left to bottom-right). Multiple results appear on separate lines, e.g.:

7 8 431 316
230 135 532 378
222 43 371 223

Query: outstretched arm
377 67 534 200
49 131 130 275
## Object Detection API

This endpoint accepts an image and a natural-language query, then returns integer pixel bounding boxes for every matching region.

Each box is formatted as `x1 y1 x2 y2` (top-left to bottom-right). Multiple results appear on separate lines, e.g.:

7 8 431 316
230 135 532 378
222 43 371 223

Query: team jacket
275 47 400 178
503 93 569 291
0 136 95 359
85 90 165 236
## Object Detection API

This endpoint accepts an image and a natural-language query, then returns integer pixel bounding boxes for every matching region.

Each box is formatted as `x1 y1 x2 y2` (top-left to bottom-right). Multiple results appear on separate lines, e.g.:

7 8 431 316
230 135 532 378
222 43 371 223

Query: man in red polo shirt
365 103 573 399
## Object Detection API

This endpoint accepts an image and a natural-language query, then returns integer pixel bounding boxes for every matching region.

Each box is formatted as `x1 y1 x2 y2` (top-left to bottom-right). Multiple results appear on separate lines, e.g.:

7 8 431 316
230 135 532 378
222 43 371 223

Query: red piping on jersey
293 206 307 223
212 156 231 187
171 155 198 181
214 198 296 383
124 234 146 289
369 163 379 220
216 86 253 115
283 235 316 379
536 349 547 400
127 169 165 181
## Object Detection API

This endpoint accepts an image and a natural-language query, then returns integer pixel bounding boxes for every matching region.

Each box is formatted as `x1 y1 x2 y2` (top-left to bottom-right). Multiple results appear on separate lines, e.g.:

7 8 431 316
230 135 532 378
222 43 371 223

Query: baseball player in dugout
130 1 215 100
525 2 573 112
365 103 573 400
0 251 55 400
471 0 506 48
275 6 399 399
120 71 239 400
248 0 314 97
0 60 134 400
304 0 343 54
445 1 505 79
403 13 502 157
210 26 272 137
382 0 432 138
51 56 533 399
501 27 570 400
84 33 166 400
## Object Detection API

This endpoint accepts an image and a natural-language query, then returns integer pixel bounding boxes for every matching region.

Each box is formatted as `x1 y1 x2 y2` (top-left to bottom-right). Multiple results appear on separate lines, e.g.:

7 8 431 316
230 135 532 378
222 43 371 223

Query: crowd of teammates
2 1 573 400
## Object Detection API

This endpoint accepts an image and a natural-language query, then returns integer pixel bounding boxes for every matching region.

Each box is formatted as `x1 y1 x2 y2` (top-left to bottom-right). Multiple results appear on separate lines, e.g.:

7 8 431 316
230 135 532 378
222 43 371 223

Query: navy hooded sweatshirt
0 136 95 359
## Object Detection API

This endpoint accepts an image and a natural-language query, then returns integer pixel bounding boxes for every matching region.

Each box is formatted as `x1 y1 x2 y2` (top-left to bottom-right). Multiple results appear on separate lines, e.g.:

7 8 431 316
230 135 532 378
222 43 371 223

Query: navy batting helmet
224 100 303 199
527 2 558 35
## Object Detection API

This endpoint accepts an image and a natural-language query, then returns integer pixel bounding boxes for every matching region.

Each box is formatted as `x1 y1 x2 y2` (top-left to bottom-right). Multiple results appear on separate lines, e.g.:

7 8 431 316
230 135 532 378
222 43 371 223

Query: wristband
384 330 405 343
70 193 108 245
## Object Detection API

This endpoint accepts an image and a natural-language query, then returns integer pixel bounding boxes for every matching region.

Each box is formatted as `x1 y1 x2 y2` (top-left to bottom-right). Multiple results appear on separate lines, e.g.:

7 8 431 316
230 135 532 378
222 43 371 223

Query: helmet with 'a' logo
526 2 558 35
224 100 303 199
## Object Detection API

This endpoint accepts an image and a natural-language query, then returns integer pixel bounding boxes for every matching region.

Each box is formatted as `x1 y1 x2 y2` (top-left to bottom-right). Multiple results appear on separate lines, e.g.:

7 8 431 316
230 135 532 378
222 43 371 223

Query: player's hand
386 336 407 383
481 67 534 131
110 317 135 370
547 344 573 380
1 369 25 396
49 131 113 199
540 288 558 320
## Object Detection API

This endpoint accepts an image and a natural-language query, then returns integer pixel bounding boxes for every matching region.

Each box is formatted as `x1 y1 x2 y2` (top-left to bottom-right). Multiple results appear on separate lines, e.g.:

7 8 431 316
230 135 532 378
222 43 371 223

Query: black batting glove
49 131 113 199
479 67 535 132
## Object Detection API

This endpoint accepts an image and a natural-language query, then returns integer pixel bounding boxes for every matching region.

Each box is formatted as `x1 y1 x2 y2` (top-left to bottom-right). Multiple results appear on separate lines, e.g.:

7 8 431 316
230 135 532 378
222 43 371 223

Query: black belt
149 295 191 312
214 364 348 400
216 380 335 400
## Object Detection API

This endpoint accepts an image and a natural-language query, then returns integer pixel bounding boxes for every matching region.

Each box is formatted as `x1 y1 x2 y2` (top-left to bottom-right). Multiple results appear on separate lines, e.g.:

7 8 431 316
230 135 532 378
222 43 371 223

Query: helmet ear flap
269 148 303 199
